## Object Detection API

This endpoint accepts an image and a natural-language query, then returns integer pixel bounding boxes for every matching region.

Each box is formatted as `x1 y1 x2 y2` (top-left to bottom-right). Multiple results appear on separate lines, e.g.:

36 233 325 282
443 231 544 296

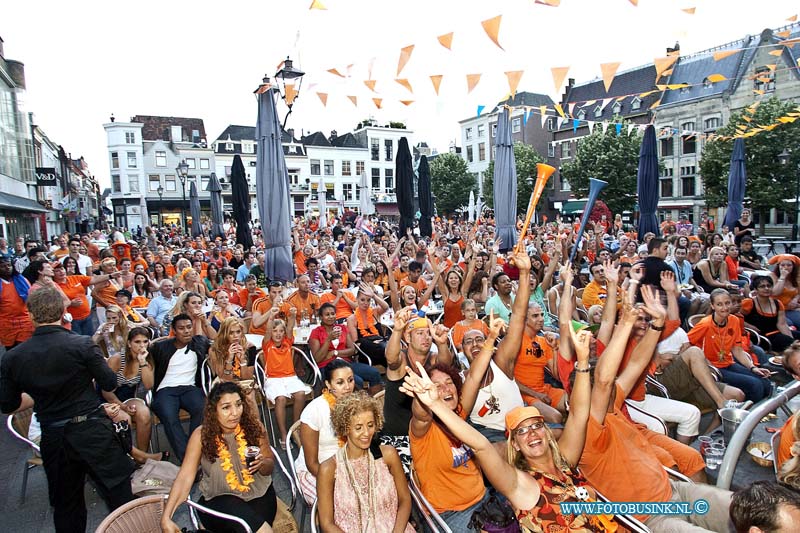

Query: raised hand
393 306 416 331
358 282 374 298
603 259 619 284
510 248 531 272
629 263 645 283
398 362 439 406
640 284 666 322
569 327 592 364
430 323 449 345
559 264 574 286
660 270 677 293
487 310 506 339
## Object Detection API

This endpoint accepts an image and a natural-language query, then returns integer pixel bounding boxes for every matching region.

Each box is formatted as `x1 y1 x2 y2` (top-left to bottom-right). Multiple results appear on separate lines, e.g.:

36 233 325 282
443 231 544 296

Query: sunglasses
514 421 546 436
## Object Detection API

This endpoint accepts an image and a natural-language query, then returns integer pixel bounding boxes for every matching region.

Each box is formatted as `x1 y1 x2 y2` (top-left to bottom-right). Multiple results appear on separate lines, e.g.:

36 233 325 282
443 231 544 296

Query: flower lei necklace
322 389 346 446
217 426 255 492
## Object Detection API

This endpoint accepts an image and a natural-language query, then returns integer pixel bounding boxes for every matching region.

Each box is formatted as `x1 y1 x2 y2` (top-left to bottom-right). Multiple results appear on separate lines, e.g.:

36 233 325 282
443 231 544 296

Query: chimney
329 130 338 141
287 128 295 140
667 42 680 55
110 114 115 123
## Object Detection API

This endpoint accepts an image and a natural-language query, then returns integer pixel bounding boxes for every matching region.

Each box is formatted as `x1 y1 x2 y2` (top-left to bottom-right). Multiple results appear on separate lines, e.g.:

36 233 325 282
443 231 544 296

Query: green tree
560 122 642 215
700 97 800 232
484 142 545 214
430 152 477 215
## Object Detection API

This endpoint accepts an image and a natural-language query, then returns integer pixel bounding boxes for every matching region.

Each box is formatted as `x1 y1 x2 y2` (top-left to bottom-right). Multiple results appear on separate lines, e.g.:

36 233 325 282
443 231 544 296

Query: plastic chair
687 314 705 328
286 419 313 531
771 429 780 476
409 462 453 533
253 354 278 446
310 499 319 533
186 494 253 532
200 357 215 396
293 346 322 388
95 494 166 533
624 399 669 435
373 389 385 411
353 342 373 366
6 408 42 503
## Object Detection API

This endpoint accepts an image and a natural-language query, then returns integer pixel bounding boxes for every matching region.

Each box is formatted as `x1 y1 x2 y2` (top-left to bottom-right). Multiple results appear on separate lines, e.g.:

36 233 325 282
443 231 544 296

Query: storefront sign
35 168 58 187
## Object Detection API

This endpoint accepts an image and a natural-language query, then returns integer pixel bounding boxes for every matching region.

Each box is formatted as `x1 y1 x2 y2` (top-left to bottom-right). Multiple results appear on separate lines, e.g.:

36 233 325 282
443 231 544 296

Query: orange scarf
355 307 378 337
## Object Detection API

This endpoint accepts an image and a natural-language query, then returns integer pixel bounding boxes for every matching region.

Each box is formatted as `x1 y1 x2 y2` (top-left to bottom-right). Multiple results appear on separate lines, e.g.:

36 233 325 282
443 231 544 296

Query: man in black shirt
738 236 763 271
1 285 135 533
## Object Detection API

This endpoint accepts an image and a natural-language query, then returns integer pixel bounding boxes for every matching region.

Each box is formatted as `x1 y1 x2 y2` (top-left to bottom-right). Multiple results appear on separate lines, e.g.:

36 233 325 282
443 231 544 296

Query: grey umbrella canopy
189 181 202 238
723 138 747 228
493 108 517 251
255 84 293 282
359 172 374 216
417 155 434 238
396 137 416 237
207 172 225 240
636 124 660 240
230 155 253 249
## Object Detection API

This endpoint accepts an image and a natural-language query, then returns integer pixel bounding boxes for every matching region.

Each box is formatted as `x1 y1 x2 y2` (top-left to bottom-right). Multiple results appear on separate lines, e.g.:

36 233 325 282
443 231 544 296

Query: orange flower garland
217 426 255 492
322 389 346 446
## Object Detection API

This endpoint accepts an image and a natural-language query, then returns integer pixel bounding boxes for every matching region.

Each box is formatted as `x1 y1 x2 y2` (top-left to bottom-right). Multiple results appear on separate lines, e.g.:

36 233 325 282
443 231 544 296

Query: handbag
131 458 180 496
469 490 521 533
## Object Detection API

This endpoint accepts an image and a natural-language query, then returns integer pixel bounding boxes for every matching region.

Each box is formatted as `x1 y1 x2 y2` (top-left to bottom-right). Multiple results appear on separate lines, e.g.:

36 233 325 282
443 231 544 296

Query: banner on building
36 168 58 187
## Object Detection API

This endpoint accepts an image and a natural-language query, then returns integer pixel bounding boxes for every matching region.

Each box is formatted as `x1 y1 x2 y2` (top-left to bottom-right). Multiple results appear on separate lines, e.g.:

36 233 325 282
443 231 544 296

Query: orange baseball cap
505 406 543 432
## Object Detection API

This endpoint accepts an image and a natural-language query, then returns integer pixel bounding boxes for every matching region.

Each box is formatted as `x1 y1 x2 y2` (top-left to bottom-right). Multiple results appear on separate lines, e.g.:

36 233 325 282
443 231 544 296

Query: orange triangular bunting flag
285 84 298 106
317 92 328 106
706 74 727 83
400 100 414 106
535 0 560 5
373 98 383 109
754 89 765 95
347 95 358 106
466 74 482 93
481 15 504 50
600 62 621 92
309 0 327 10
397 45 415 76
364 80 377 92
682 7 696 14
650 99 661 110
628 0 638 5
713 49 741 61
395 79 413 93
776 30 791 38
327 68 345 77
661 69 674 77
430 75 443 95
505 71 523 97
551 67 570 93
788 14 798 22
654 56 678 78
766 64 777 71
769 50 783 56
437 32 454 50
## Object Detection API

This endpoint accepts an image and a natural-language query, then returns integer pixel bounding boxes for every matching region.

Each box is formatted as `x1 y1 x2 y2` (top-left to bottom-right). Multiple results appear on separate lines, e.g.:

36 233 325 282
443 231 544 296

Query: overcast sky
2 0 797 188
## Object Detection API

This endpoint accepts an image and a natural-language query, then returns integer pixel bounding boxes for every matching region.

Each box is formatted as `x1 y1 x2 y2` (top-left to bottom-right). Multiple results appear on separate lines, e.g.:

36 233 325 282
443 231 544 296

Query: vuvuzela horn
515 163 556 253
568 177 608 265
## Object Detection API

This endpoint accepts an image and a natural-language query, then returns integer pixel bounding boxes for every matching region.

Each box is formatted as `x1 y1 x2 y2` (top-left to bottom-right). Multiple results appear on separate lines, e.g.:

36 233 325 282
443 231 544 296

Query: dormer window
577 110 586 120
631 97 641 111
594 106 602 118
226 142 234 151
612 102 622 115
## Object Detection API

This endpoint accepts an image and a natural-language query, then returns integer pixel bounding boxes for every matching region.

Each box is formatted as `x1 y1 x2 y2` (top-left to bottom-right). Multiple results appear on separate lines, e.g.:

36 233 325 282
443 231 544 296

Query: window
311 159 321 175
127 152 137 168
561 142 571 158
371 139 380 161
491 124 497 137
577 110 586 120
241 143 253 154
185 158 196 169
385 169 394 190
125 132 135 144
466 146 474 163
200 158 209 169
660 178 673 198
111 152 119 169
754 67 775 93
385 140 393 161
682 176 696 197
631 97 641 111
682 134 696 154
128 177 139 192
547 118 556 131
112 174 121 192
466 127 473 140
477 124 486 137
192 129 200 143
155 151 167 167
371 168 381 189
226 142 234 151
201 176 209 192
548 143 555 157
681 121 696 132
478 143 486 161
342 183 353 200
324 160 334 176
512 118 521 133
149 175 161 191
704 117 721 131
492 146 497 159
342 161 351 176
165 175 176 191
356 161 365 175
594 107 602 119
325 183 336 201
612 102 622 115
660 138 674 157
560 174 571 192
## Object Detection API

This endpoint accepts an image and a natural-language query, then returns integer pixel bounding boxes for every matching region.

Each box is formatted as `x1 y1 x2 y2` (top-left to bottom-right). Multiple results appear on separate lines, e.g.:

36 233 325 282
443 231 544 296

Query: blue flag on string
615 123 622 135
477 105 485 117
573 119 579 133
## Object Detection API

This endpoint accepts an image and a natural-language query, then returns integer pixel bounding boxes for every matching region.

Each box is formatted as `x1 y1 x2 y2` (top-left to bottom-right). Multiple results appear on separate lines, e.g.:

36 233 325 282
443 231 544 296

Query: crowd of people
0 204 799 532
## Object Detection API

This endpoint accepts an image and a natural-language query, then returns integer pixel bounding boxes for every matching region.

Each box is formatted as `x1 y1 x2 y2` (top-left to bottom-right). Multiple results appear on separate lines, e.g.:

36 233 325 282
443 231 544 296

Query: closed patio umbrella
318 176 327 229
139 195 149 229
396 137 416 237
417 155 434 238
207 172 225 240
723 138 747 229
189 181 202 238
636 124 659 241
359 172 374 216
255 82 294 281
493 108 517 250
230 155 253 248
468 190 475 222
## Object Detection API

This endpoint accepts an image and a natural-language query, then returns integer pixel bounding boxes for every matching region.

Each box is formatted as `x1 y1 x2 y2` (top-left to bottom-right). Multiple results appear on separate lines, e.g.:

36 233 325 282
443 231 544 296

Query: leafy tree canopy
484 141 545 214
430 152 477 215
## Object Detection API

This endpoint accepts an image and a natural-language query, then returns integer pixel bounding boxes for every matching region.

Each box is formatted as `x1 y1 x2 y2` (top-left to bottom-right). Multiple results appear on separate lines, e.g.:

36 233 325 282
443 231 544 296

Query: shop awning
0 191 48 213
561 200 587 214
376 203 399 216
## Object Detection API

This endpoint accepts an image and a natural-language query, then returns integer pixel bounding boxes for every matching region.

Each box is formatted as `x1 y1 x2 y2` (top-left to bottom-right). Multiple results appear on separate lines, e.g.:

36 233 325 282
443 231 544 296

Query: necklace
339 445 377 533
216 426 255 492
712 315 728 363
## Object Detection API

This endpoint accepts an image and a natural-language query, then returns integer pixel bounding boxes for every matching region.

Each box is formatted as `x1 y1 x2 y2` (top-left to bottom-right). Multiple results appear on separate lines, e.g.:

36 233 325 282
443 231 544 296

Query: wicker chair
94 494 166 533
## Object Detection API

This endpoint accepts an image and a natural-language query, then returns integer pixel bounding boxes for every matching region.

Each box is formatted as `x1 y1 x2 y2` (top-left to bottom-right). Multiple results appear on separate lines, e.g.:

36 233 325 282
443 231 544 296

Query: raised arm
494 250 532 377
388 263 402 312
596 259 619 347
616 285 666 397
539 248 560 294
460 314 504 415
385 307 413 376
558 265 576 364
557 327 593 467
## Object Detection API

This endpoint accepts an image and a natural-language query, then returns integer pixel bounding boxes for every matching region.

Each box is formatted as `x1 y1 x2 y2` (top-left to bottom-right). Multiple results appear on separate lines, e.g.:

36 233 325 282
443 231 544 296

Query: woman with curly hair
208 317 257 405
317 391 414 533
161 381 277 533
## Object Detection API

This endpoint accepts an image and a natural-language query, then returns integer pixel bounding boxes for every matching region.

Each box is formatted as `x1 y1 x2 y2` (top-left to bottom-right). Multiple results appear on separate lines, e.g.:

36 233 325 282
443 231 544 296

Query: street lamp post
176 160 189 234
779 149 799 241
156 185 164 228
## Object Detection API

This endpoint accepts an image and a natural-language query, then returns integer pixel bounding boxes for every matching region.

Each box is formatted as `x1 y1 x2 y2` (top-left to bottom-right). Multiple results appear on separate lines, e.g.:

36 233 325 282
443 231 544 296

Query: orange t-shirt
778 413 797 469
400 277 427 294
294 251 308 275
687 315 742 368
281 291 321 321
238 287 267 312
450 319 489 350
319 290 356 320
392 268 409 283
263 337 295 378
95 281 122 308
56 275 92 320
611 319 680 402
250 296 276 335
409 407 485 513
0 278 34 346
579 383 673 522
515 332 554 393
52 248 69 259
